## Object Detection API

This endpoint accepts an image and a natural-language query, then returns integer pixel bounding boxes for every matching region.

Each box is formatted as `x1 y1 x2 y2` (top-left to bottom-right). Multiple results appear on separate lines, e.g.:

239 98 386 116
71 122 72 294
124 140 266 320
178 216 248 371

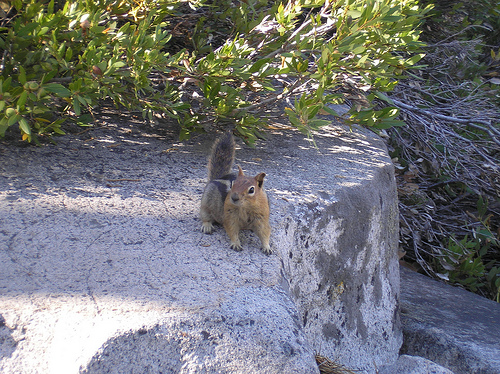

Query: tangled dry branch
387 39 500 291
390 40 500 197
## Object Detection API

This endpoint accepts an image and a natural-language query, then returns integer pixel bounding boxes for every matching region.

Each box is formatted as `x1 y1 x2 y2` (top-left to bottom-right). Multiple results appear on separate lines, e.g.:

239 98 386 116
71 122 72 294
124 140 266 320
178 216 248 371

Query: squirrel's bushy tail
208 132 235 181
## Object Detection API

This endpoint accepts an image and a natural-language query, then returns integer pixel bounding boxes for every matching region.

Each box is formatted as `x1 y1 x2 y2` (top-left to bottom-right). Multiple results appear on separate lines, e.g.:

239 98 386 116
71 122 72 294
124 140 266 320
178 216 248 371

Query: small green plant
435 196 500 302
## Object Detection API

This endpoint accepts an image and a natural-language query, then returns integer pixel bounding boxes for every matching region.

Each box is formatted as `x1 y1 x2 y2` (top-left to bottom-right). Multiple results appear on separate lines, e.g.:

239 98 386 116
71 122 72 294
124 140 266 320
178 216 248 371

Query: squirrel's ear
255 172 266 188
237 165 244 176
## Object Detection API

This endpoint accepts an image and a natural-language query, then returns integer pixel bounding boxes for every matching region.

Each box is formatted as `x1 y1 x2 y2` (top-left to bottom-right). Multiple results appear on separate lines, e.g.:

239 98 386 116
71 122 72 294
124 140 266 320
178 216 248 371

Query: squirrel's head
228 165 266 205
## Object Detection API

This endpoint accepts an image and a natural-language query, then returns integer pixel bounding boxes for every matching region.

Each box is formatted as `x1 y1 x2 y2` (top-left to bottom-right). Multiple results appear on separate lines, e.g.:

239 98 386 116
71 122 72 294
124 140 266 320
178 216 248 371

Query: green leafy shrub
0 0 185 142
178 0 431 142
0 0 431 143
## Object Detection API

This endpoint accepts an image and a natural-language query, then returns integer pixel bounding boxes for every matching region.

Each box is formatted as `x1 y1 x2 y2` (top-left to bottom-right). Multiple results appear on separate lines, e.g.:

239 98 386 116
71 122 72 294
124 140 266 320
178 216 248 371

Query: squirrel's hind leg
201 220 215 234
200 202 215 234
200 182 225 234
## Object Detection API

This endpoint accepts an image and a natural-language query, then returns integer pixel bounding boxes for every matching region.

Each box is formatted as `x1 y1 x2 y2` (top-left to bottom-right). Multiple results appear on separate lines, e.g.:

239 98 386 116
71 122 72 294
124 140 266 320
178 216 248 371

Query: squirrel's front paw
261 244 272 255
230 242 243 252
201 221 214 234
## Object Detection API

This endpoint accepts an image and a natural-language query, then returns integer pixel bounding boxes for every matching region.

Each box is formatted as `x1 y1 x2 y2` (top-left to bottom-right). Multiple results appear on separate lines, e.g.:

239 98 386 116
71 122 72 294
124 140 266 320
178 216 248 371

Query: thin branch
424 25 493 47
392 98 500 148
239 77 309 113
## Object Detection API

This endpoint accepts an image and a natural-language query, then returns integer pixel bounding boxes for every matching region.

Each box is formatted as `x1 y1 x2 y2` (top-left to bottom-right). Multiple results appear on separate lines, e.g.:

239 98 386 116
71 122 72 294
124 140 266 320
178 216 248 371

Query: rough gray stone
379 355 455 374
0 120 400 373
400 267 500 374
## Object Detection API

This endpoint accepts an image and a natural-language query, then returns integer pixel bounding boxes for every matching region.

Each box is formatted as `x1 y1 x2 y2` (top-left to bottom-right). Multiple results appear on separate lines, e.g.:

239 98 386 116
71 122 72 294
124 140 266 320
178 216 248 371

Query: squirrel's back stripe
211 175 235 201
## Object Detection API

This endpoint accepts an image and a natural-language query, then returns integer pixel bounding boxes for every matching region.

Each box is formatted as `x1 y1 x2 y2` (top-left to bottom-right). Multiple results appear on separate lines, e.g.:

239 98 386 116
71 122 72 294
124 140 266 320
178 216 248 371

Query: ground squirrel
200 132 271 254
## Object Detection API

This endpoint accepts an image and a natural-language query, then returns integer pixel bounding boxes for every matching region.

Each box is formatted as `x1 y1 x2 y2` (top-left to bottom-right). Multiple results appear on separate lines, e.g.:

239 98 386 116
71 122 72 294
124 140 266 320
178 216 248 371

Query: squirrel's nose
231 193 239 203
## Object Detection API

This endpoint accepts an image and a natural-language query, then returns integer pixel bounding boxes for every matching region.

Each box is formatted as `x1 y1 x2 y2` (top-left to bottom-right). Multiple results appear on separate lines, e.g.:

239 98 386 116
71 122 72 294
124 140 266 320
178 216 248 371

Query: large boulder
82 287 314 374
400 267 500 374
0 120 400 373
265 126 401 371
379 355 455 374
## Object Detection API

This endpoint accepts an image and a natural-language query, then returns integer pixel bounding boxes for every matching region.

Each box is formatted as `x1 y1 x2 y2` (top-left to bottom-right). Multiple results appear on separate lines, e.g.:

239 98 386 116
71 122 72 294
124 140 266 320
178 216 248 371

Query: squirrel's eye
248 186 255 194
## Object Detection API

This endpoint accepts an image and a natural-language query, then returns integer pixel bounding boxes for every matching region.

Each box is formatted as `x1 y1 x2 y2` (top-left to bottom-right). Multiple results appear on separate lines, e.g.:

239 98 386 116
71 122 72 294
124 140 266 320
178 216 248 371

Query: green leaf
111 61 126 69
48 0 54 14
381 15 402 22
322 106 339 116
373 91 394 104
117 23 130 38
307 104 321 119
0 117 9 136
2 76 12 91
347 10 362 18
65 47 73 62
179 127 191 141
44 83 71 97
286 114 301 128
17 22 39 37
373 119 406 129
352 45 365 54
77 95 89 105
406 54 425 66
38 26 50 36
209 81 221 100
8 113 20 127
73 97 81 115
249 58 271 74
17 91 28 109
18 117 31 135
41 70 58 84
18 66 27 85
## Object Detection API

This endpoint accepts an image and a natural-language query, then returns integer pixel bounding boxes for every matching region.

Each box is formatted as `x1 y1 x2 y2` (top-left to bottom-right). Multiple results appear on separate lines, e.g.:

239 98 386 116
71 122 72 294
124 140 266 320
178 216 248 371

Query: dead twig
391 98 500 149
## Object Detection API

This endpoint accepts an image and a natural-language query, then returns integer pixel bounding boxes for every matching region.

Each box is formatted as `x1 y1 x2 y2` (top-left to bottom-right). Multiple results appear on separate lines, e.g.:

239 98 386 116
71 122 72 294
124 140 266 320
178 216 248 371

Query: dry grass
315 354 358 374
